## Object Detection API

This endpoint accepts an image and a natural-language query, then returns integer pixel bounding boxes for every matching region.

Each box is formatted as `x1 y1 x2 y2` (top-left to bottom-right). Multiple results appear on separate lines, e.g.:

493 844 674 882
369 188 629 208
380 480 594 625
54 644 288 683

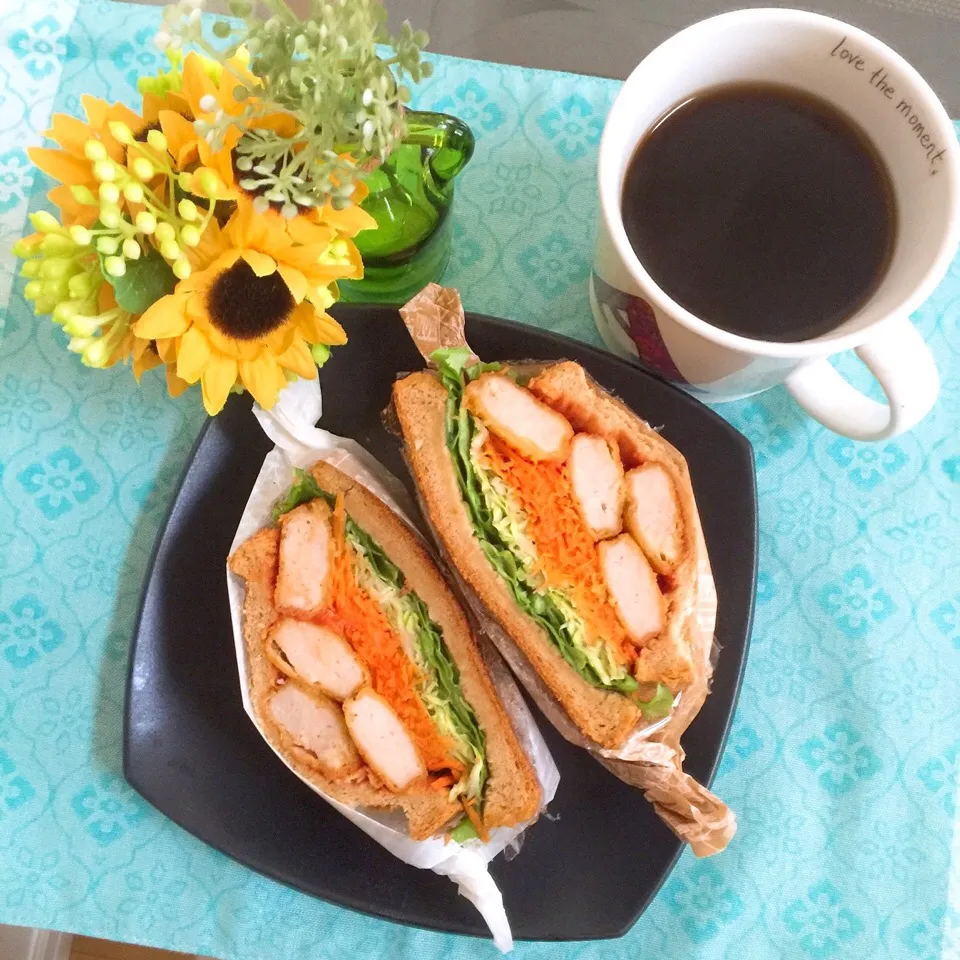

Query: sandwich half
393 354 702 751
228 460 541 841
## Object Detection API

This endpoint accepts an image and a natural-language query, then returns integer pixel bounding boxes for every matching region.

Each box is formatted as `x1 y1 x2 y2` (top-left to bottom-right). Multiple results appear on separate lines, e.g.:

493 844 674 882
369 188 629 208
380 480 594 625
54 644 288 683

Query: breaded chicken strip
624 464 682 574
464 372 572 462
568 433 624 539
269 684 361 778
343 687 426 793
267 619 367 701
275 499 333 618
598 533 665 645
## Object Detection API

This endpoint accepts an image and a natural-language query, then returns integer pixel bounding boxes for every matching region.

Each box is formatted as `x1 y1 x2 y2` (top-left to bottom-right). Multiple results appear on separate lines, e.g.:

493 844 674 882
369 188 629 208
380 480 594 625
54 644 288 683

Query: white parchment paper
225 377 560 951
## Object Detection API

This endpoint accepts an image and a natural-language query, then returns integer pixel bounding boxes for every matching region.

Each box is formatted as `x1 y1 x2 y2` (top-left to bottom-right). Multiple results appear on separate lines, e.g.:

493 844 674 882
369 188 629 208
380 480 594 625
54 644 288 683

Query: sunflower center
207 259 295 341
134 120 162 143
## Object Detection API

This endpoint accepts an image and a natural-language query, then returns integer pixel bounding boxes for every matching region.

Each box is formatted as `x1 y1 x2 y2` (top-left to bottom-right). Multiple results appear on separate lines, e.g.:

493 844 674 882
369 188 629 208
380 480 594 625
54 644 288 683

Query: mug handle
783 317 939 441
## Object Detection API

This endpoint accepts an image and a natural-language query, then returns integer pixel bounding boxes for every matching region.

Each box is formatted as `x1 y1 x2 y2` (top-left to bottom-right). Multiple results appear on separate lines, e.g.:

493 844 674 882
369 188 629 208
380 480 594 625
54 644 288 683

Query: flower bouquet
12 0 432 414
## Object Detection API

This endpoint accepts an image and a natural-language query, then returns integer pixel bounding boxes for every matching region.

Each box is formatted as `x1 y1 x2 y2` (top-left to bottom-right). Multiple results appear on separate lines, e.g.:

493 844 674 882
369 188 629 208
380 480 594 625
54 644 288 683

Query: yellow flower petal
275 337 317 379
299 308 347 346
228 198 290 251
28 147 90 186
239 353 287 409
286 218 334 247
185 217 227 271
176 325 212 384
277 264 308 303
315 201 377 237
159 111 199 168
241 250 276 277
132 338 162 381
165 363 192 398
133 294 191 339
48 184 98 227
46 113 91 156
156 337 179 364
181 53 218 118
201 353 238 415
81 95 108 131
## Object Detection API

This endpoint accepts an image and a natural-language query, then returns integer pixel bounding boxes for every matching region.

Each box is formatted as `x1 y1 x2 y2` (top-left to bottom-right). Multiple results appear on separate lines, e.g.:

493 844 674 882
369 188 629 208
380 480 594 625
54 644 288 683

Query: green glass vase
338 111 475 305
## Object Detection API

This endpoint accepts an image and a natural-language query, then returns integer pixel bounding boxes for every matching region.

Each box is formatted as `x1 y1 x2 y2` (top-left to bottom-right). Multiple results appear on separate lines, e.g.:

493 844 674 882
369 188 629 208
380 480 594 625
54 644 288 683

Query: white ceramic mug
591 8 960 440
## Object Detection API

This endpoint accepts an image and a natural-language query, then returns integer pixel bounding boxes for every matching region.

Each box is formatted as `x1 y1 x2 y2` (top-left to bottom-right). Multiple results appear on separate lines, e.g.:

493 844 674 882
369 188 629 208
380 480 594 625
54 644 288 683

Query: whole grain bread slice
228 463 541 840
392 371 642 750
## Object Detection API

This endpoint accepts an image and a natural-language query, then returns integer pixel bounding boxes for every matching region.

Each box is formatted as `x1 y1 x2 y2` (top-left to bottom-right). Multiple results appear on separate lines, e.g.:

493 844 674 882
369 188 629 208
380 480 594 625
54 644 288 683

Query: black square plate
124 305 757 941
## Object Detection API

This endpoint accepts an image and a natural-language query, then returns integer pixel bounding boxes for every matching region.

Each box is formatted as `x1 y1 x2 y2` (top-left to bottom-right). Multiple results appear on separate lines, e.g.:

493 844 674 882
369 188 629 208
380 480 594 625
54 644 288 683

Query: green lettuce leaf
432 346 474 391
640 682 676 719
271 469 328 520
450 819 480 843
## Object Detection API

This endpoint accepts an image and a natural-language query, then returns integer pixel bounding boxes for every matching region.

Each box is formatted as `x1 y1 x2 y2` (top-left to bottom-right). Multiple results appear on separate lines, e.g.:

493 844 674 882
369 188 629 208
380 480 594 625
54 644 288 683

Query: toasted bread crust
229 464 541 840
392 371 642 750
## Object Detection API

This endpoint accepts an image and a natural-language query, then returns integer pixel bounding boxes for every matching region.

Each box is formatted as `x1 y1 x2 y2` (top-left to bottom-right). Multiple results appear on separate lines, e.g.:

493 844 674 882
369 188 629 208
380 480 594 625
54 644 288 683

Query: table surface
1 2 959 959
384 0 960 114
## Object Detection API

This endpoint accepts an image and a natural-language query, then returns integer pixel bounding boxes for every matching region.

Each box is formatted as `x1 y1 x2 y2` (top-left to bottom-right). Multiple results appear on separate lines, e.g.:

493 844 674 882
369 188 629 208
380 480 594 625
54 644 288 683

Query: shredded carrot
430 774 455 791
460 796 490 842
480 434 636 665
320 541 461 775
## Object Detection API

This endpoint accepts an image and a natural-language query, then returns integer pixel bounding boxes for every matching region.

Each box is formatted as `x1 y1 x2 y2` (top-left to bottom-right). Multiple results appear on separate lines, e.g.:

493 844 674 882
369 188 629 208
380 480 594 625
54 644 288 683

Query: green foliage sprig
156 0 432 215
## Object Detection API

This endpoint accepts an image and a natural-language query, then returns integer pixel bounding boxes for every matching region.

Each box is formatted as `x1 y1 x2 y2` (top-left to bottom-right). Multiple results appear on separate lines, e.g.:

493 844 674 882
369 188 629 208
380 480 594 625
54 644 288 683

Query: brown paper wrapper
397 284 736 856
400 283 474 358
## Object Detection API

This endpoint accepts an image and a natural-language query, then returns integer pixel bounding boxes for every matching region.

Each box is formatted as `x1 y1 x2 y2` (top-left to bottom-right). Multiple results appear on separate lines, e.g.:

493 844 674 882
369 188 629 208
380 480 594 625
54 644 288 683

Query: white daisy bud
122 238 141 260
155 222 176 243
123 182 144 204
199 94 217 113
180 225 201 247
135 211 157 234
93 159 116 182
178 198 199 221
84 140 107 164
96 235 120 255
104 256 126 278
172 257 192 280
99 181 120 204
53 301 77 324
99 206 121 229
69 225 92 246
160 239 181 261
132 157 154 181
146 129 168 152
108 121 133 145
154 30 171 51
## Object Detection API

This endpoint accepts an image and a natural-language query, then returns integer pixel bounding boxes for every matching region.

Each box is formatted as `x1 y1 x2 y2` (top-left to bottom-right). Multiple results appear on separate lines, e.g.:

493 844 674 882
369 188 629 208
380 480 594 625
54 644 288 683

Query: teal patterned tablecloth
2 2 959 957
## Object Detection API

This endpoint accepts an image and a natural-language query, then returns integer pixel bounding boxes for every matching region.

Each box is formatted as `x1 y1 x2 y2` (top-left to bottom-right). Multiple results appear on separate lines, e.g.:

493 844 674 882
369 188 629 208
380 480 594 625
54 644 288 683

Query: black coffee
621 83 896 342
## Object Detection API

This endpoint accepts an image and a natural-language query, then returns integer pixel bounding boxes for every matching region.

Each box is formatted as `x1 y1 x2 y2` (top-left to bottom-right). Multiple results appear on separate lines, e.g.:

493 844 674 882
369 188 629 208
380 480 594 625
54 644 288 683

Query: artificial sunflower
133 199 361 414
28 96 144 226
160 51 298 199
